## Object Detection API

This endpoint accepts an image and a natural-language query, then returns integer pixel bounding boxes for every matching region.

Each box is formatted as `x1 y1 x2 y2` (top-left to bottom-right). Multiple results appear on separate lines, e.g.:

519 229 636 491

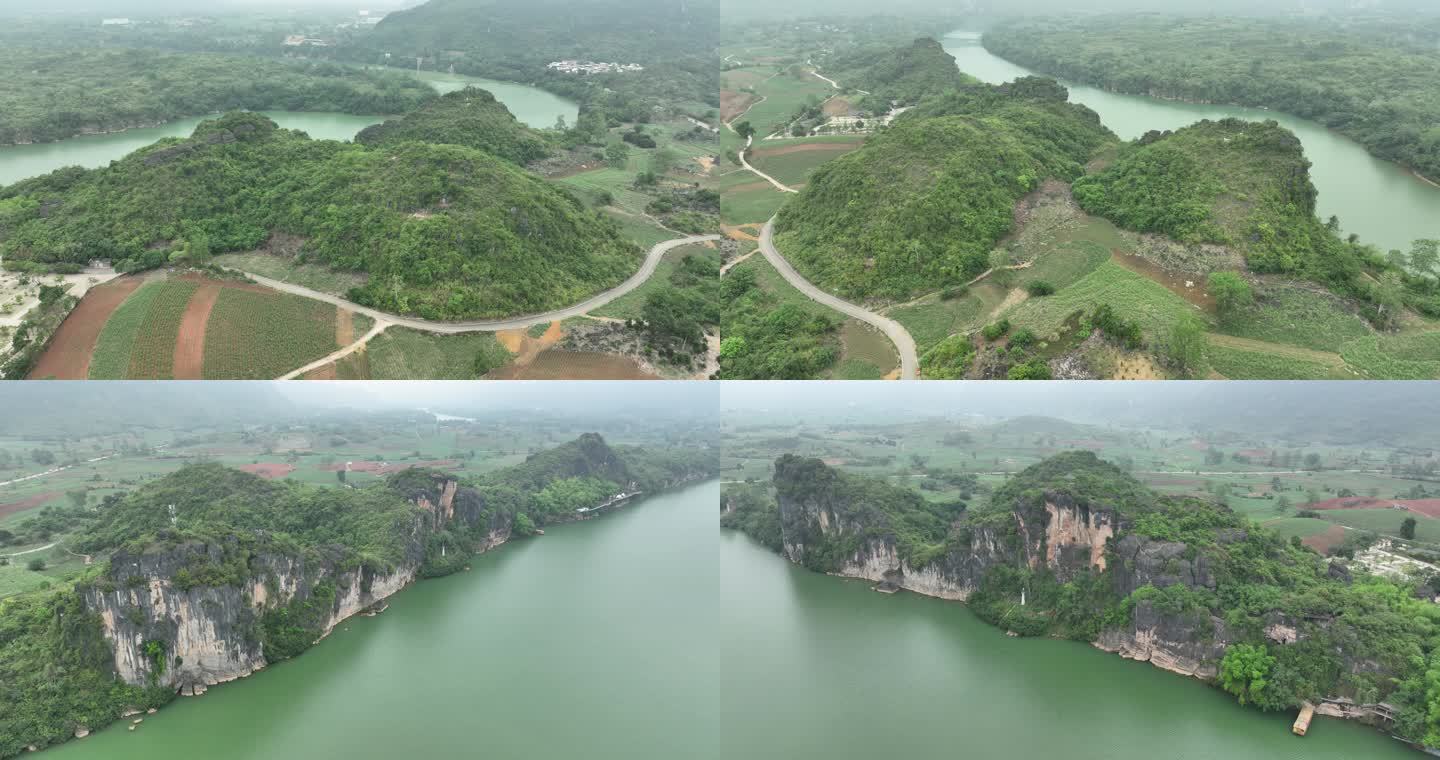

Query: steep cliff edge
757 451 1430 744
1 433 716 758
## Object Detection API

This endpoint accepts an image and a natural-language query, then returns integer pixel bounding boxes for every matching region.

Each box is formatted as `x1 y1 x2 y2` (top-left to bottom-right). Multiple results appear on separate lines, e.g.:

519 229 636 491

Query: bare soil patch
303 363 338 380
1112 250 1216 311
27 276 143 379
238 463 296 480
822 98 854 117
336 308 355 346
721 91 758 122
171 282 221 380
0 492 60 519
486 350 660 380
1302 524 1347 554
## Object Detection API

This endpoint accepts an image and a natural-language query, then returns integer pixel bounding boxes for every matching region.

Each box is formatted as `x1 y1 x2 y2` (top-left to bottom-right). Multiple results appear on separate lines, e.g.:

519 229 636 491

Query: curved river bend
944 31 1440 254
41 480 717 760
721 529 1416 760
0 74 576 187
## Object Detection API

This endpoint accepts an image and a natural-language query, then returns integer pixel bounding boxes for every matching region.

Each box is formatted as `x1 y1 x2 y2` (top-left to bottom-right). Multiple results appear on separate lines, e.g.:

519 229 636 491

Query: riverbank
721 528 1417 759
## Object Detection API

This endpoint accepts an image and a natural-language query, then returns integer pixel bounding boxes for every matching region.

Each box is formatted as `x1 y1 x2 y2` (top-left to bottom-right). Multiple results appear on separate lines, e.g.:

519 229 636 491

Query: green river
944 31 1440 255
41 480 717 760
721 528 1418 759
0 73 576 187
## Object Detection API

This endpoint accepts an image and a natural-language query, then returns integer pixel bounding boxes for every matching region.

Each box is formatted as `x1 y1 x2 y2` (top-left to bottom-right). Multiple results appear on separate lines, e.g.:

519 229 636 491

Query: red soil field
1307 496 1440 519
1302 524 1347 554
0 492 61 519
171 282 222 380
319 459 461 474
238 463 296 480
26 277 143 379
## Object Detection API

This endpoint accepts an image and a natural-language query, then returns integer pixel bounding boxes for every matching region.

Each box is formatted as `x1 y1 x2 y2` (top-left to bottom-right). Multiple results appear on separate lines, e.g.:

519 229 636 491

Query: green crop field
1321 508 1440 543
888 282 1009 355
1263 517 1336 542
719 169 788 225
831 320 898 379
87 281 165 379
1339 333 1440 380
202 288 338 379
557 168 655 215
124 280 200 379
748 138 864 188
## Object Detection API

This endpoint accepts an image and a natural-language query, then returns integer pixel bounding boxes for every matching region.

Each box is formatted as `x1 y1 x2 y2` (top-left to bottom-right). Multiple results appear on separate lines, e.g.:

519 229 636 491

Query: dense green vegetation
773 70 1113 302
0 112 640 319
739 451 1440 747
718 261 839 379
1073 119 1435 326
985 14 1440 182
827 38 977 112
355 88 552 165
0 48 436 146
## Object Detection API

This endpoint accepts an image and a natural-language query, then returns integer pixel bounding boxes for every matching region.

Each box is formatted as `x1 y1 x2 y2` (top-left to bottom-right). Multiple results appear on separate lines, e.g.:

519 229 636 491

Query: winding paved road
759 218 918 380
737 135 797 194
231 233 719 379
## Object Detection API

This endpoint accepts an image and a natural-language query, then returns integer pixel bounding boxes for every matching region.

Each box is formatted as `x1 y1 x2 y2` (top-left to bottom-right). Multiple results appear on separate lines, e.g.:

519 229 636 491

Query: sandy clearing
336 307 354 347
171 281 221 380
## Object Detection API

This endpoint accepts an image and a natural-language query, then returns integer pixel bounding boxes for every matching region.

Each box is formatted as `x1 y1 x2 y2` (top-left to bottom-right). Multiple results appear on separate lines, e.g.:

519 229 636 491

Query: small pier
1293 702 1315 736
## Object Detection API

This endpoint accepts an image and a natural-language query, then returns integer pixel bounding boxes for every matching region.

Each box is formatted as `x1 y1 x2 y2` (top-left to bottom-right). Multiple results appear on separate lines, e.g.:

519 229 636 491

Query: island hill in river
0 433 717 759
0 97 637 322
721 451 1439 751
755 37 1440 381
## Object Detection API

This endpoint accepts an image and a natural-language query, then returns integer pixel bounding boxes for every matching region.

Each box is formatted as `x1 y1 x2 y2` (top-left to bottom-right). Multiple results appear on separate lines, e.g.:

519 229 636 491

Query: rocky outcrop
1093 600 1228 679
1110 533 1216 597
1030 493 1115 581
829 531 1011 601
85 542 422 695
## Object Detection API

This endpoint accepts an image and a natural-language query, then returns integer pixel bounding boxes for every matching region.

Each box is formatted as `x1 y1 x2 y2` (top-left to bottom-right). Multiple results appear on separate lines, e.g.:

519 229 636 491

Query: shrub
1026 280 1056 296
982 319 1011 341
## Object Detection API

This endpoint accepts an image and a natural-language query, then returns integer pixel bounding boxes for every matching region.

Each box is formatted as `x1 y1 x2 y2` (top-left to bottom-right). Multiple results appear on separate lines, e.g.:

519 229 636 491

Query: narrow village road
738 135 797 194
226 234 719 375
759 218 919 380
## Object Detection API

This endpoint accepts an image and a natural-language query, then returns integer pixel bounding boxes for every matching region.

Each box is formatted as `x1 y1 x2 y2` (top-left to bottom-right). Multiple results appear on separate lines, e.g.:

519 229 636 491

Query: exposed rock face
830 532 1011 601
83 480 505 695
1094 600 1228 679
85 542 422 694
1034 494 1114 581
1110 534 1215 597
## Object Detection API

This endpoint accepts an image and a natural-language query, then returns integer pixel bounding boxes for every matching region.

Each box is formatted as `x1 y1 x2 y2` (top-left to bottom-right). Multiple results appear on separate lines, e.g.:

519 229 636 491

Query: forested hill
0 112 640 320
355 87 553 165
983 14 1440 183
0 49 436 147
1073 119 1430 324
727 452 1440 749
773 73 1114 301
827 37 977 111
348 0 718 117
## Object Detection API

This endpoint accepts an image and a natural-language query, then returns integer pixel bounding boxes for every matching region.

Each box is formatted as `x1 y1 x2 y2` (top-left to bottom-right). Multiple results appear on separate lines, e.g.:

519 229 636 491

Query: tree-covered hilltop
1074 120 1324 272
1074 119 1434 325
0 436 714 757
773 76 1114 301
983 14 1440 184
731 451 1440 749
347 0 718 119
0 48 436 146
355 88 553 166
0 112 641 320
826 37 978 112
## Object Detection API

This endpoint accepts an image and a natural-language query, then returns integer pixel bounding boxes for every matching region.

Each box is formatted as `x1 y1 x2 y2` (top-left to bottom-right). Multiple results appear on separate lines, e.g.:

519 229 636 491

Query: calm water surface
721 528 1417 760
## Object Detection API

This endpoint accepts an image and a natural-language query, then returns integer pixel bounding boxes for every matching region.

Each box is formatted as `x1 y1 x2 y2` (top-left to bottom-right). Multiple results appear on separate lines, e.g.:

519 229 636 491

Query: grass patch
831 358 884 379
833 319 898 377
1218 282 1373 353
1339 333 1440 380
1014 240 1112 293
1205 341 1352 380
213 252 367 296
1006 260 1198 341
365 327 515 379
202 288 337 379
556 168 654 216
